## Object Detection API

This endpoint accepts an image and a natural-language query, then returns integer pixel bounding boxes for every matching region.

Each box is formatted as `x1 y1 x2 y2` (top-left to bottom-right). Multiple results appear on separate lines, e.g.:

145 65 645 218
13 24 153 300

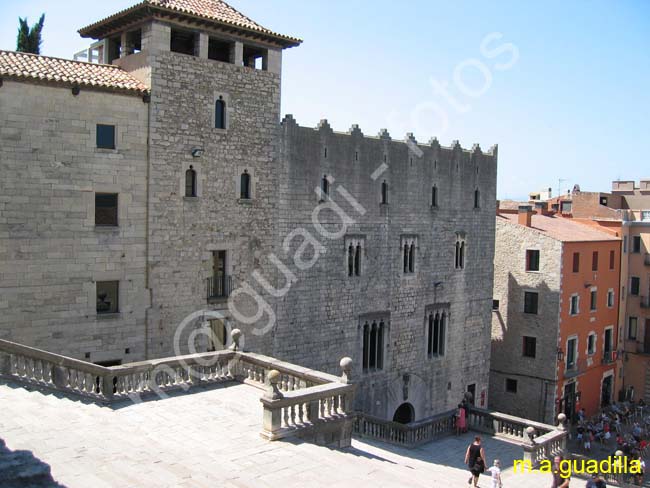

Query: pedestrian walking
485 459 502 488
464 436 486 487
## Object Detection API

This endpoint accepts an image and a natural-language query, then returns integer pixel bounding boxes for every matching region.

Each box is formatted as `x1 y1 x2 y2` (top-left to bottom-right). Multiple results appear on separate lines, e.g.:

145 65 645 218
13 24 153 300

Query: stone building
491 205 620 423
0 0 498 421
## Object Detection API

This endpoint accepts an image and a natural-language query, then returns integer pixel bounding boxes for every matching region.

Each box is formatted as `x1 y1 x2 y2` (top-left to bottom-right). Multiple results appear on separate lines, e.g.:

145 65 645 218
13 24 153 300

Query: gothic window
240 170 251 199
455 233 466 270
381 180 388 204
215 97 226 129
427 310 446 357
346 236 364 277
185 166 197 197
401 236 417 274
362 319 385 371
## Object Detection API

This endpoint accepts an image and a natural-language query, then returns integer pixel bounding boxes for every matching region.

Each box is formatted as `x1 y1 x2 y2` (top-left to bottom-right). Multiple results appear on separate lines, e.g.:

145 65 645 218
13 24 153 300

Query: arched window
427 311 446 357
474 188 480 208
432 185 438 207
381 180 388 204
240 170 251 199
321 175 329 200
348 244 354 277
354 244 361 276
362 319 385 371
455 234 466 270
185 166 197 197
215 97 226 129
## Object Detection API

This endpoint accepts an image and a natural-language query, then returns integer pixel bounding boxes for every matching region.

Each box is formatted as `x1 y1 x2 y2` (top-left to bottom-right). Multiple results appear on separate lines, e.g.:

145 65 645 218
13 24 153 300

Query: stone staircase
0 438 64 488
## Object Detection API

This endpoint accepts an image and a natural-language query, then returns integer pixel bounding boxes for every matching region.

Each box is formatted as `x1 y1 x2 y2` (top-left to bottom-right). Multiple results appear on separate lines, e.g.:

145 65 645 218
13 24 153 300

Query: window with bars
362 319 386 372
427 310 447 357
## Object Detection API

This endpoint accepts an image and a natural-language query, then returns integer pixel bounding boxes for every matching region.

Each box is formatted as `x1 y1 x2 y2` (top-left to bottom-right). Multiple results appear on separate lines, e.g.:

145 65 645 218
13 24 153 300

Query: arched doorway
393 402 415 424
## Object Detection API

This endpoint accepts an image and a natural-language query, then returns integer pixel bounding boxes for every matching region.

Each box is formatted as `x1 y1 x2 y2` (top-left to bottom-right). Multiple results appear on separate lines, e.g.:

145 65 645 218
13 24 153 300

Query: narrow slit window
215 97 226 129
381 180 388 204
240 170 251 200
432 185 438 207
185 166 197 197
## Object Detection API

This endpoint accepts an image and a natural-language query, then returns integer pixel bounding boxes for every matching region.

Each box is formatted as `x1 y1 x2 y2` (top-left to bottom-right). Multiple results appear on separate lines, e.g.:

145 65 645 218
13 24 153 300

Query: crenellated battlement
281 115 498 157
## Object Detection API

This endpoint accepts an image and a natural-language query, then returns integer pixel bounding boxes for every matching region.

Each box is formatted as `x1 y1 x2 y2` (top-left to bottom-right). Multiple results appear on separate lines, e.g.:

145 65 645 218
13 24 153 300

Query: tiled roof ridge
0 49 119 70
152 0 265 31
0 50 149 95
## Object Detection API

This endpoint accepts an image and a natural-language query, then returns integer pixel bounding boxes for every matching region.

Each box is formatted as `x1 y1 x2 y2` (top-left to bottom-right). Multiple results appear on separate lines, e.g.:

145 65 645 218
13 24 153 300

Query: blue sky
1 0 649 200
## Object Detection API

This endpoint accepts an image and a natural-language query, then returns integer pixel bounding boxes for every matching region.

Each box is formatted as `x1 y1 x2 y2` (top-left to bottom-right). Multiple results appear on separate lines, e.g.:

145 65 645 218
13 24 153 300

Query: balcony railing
564 356 587 377
602 350 616 364
0 335 356 448
207 275 232 300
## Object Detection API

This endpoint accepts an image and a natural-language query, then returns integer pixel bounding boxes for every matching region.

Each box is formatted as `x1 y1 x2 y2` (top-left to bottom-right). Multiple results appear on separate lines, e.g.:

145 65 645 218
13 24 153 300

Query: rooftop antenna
557 178 566 198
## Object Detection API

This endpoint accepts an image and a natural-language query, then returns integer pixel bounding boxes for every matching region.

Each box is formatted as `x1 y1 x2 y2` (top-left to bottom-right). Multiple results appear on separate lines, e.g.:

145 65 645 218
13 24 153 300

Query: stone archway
393 402 415 424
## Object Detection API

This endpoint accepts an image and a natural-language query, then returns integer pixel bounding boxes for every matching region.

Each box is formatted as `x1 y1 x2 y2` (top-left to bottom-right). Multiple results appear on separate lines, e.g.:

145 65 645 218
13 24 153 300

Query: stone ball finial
340 357 353 384
265 369 283 400
340 357 353 372
268 369 280 385
615 450 623 457
557 413 567 430
229 328 241 351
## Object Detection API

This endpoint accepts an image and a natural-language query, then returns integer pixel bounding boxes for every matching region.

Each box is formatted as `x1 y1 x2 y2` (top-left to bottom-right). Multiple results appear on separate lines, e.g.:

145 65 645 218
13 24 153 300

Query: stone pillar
263 49 282 75
102 374 115 401
0 352 11 375
142 21 171 54
197 32 208 59
230 42 243 66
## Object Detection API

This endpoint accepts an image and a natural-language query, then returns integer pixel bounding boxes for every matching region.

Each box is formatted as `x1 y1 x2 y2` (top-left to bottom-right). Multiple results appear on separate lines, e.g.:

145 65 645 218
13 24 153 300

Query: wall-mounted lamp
191 147 204 158
557 348 564 362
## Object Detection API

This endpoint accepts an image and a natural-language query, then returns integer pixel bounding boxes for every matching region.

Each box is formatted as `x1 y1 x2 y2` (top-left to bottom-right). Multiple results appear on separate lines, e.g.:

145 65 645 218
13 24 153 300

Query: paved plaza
1 380 554 487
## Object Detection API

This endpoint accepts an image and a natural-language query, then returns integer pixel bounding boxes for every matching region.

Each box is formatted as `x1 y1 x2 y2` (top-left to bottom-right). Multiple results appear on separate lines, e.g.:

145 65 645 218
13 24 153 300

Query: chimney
534 201 549 216
518 205 533 227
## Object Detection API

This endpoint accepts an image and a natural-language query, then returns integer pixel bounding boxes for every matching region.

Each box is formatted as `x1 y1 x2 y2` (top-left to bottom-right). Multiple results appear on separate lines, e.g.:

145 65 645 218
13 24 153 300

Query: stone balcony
0 334 569 487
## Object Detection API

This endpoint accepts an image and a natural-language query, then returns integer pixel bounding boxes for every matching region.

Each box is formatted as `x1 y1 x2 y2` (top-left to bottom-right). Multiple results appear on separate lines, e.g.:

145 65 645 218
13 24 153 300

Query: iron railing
207 275 232 300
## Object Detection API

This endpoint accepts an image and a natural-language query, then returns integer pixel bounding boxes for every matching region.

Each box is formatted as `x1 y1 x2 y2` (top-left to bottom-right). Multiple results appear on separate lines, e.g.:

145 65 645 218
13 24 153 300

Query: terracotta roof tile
498 212 620 242
79 0 301 47
0 50 149 95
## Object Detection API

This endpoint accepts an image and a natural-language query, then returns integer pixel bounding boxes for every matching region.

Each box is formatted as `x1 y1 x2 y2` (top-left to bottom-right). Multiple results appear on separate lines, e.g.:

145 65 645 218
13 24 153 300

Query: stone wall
0 81 149 363
274 119 498 420
490 217 561 423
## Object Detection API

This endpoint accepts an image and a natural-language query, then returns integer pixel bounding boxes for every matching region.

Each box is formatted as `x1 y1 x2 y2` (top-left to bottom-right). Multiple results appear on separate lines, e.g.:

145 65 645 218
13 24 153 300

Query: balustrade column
0 352 10 375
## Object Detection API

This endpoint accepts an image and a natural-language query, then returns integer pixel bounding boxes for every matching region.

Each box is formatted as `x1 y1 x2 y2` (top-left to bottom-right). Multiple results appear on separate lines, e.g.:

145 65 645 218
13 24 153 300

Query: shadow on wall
490 272 559 423
0 437 66 487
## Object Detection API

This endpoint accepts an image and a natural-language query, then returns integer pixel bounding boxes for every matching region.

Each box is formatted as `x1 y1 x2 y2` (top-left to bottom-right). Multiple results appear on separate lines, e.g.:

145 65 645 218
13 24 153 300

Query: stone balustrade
353 410 455 448
0 333 356 447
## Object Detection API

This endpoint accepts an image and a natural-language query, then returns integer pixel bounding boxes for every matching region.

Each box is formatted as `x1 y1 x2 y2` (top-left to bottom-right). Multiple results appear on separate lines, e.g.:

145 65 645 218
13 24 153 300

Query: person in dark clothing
464 436 487 487
551 455 570 488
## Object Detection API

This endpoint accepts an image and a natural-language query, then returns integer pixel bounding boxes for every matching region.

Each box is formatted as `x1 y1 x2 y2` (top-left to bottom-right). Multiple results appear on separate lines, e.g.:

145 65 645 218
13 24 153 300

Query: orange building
558 239 620 419
491 204 620 423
